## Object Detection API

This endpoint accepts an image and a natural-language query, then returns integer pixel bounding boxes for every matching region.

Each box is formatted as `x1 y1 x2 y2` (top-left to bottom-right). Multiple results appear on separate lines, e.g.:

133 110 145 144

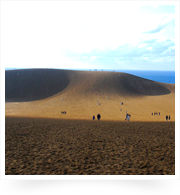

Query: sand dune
5 69 175 121
5 69 69 102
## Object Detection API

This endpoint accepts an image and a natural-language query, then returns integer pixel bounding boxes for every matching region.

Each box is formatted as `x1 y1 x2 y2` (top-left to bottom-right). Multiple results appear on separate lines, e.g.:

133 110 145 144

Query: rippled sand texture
5 118 175 175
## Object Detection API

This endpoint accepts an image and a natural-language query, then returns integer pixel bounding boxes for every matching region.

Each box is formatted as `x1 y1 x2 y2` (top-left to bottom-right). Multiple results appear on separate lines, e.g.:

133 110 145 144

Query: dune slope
5 69 69 102
5 69 171 102
5 69 175 121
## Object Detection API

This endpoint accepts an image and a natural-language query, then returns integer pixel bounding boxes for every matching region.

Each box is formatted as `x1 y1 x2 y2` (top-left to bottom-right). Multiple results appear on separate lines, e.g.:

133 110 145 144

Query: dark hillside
117 73 171 96
5 69 69 102
5 69 171 102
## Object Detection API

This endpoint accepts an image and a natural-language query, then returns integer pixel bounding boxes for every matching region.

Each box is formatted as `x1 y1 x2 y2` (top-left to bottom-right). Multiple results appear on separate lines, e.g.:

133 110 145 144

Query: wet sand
5 117 175 175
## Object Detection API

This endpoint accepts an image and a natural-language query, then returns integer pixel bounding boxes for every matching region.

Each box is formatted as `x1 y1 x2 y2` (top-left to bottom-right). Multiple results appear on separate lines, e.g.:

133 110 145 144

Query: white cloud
146 47 153 51
1 1 176 71
90 56 98 60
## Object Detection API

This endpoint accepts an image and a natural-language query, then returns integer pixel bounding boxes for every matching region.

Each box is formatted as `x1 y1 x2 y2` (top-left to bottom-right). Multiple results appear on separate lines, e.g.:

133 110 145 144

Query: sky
1 1 177 71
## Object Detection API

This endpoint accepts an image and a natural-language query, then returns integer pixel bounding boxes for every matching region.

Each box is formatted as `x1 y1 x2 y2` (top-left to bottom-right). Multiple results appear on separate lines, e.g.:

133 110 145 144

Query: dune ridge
5 69 171 102
5 69 175 121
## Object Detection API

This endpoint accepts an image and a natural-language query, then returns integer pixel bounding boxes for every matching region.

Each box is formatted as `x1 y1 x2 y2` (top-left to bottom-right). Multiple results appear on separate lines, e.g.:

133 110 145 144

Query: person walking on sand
125 114 131 121
92 115 95 120
166 115 168 121
169 115 170 121
97 114 101 120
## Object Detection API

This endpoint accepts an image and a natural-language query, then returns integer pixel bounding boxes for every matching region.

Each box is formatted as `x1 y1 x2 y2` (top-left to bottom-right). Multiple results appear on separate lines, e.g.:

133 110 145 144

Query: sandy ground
5 92 175 121
5 117 175 175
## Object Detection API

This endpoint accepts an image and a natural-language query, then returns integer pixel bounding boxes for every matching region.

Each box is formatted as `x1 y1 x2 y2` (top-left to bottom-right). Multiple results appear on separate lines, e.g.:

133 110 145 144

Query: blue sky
1 1 176 71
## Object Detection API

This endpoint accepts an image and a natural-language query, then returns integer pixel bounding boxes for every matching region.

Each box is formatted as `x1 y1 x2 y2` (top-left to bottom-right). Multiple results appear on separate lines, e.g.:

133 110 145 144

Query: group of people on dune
92 113 131 121
166 115 171 121
92 114 101 120
151 112 171 121
92 100 132 121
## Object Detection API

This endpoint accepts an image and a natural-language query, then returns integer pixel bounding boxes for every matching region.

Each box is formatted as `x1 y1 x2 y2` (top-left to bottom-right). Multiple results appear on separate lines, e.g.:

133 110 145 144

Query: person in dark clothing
169 115 170 121
166 115 168 121
97 114 101 120
92 115 95 120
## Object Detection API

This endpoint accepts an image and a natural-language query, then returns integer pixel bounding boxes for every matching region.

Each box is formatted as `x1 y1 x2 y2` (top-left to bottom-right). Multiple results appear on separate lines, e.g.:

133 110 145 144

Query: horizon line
4 67 175 72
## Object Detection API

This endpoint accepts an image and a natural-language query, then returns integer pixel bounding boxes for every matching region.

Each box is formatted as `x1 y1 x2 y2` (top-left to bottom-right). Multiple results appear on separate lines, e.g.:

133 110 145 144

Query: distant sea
90 69 175 84
5 68 175 84
85 69 175 84
118 70 175 84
